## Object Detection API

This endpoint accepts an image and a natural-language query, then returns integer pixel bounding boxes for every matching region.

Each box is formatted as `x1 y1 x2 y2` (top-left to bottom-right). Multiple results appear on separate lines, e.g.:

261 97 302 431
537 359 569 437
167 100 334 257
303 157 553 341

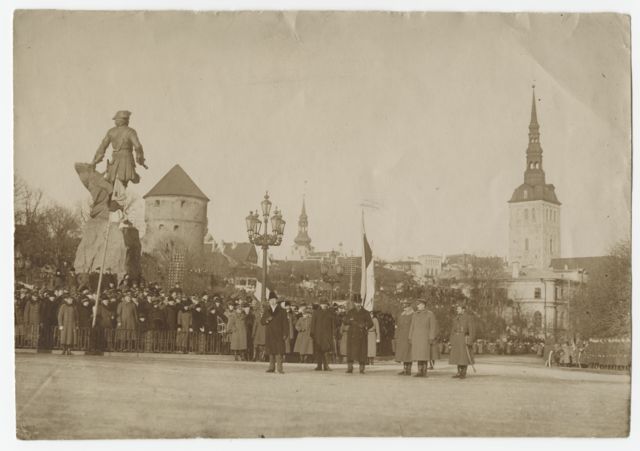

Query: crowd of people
13 280 390 367
14 276 629 375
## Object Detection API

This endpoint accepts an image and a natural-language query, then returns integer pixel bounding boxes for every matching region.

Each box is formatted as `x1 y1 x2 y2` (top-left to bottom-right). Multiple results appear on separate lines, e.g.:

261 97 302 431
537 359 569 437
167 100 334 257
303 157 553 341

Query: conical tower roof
143 164 209 201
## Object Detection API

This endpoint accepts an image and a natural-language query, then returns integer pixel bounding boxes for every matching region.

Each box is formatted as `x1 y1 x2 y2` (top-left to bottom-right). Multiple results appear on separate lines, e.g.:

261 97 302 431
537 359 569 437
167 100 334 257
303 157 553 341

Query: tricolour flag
360 211 375 312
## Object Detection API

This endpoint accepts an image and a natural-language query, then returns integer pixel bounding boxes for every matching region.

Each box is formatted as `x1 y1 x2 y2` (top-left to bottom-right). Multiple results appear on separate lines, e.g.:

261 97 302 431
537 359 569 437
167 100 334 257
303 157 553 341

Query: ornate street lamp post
320 251 344 302
246 192 286 303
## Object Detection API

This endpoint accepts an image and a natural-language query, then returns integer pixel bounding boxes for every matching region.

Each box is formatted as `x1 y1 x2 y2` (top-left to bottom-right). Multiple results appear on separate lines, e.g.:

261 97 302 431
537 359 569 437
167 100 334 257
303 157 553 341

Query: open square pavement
14 352 630 439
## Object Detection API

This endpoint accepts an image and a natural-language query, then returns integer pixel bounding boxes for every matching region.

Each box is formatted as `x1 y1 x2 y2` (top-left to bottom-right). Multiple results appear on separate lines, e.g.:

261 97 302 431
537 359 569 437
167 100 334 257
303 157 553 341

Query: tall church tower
508 87 561 269
290 196 314 260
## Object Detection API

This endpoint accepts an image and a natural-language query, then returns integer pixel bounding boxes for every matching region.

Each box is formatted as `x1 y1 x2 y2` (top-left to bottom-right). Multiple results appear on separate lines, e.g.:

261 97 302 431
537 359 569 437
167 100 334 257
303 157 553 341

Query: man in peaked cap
449 301 476 379
91 110 146 187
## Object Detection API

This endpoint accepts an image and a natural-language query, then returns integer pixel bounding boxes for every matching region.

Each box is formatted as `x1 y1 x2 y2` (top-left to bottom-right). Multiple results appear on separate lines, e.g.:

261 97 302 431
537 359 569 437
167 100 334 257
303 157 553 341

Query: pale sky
13 11 631 260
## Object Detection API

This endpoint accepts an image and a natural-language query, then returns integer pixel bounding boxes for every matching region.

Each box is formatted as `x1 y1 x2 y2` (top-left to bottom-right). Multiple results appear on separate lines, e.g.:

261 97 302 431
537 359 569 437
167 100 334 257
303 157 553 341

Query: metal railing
15 325 231 355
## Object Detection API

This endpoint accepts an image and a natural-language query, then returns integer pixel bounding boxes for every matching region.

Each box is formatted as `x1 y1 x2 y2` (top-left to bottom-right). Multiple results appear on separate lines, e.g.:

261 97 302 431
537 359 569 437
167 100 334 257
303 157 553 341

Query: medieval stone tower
143 164 209 258
508 88 561 269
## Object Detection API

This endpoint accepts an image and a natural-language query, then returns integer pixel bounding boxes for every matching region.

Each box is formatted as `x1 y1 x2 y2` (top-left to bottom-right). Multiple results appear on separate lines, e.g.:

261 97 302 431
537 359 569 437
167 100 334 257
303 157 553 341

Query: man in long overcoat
449 302 476 379
57 294 78 355
310 299 336 371
344 295 373 374
261 292 288 374
394 300 414 375
408 299 438 377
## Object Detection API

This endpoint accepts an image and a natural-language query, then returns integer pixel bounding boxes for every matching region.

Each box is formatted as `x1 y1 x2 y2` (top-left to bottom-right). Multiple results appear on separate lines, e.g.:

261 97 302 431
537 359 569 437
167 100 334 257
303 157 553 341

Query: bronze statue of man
91 110 146 187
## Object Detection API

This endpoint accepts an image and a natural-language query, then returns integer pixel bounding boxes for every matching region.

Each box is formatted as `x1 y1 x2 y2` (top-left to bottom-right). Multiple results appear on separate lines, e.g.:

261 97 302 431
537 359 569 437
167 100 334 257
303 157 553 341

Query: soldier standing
394 300 414 376
449 302 476 379
408 299 438 377
91 110 146 188
344 294 373 374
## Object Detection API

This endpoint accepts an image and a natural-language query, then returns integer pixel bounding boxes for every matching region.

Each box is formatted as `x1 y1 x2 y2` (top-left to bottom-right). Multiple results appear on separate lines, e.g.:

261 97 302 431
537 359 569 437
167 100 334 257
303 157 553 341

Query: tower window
523 189 528 200
174 225 180 231
534 288 541 299
159 224 164 231
181 200 186 207
155 200 160 207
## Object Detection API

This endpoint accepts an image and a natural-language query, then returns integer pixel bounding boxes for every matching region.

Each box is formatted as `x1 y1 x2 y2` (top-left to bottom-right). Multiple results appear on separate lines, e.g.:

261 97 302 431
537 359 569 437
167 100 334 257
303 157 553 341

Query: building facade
508 88 561 269
142 164 209 258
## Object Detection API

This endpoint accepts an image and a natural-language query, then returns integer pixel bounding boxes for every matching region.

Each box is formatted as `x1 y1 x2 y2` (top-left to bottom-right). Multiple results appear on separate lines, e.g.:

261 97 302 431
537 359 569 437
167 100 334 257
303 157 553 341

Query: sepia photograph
8 4 634 442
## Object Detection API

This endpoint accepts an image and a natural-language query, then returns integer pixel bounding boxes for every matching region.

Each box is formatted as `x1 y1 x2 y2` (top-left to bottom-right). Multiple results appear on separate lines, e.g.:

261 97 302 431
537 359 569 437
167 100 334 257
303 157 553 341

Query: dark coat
78 303 93 328
192 309 206 332
96 303 114 329
205 310 218 334
245 311 255 343
408 309 437 361
57 303 78 345
261 304 288 355
345 307 373 362
449 312 476 365
394 311 413 363
41 299 60 327
149 305 166 330
165 304 178 330
310 308 335 353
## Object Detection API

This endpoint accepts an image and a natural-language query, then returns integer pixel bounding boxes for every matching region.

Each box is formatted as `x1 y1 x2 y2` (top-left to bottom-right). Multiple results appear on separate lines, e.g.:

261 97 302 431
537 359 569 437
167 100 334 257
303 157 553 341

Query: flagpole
92 217 113 328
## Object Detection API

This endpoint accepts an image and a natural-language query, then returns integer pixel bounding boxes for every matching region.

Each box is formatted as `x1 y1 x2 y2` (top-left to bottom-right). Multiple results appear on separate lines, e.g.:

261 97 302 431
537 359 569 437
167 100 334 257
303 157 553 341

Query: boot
405 362 412 376
67 347 73 356
266 354 275 373
276 355 284 374
323 353 331 371
346 361 354 374
397 363 407 376
413 362 425 377
459 365 467 379
452 365 461 378
359 363 365 374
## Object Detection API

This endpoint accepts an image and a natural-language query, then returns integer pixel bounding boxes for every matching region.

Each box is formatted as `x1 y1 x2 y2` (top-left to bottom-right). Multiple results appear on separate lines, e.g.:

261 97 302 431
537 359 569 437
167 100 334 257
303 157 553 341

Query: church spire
294 194 312 247
524 85 545 186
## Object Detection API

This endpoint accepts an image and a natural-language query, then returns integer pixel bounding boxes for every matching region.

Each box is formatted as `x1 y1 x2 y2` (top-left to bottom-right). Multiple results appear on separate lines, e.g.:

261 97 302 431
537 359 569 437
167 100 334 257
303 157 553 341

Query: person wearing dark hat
57 294 78 355
91 110 146 187
261 291 288 374
310 299 336 371
408 299 438 377
176 303 192 353
344 294 374 374
243 303 255 361
394 300 414 375
78 297 93 328
449 302 476 379
38 290 60 352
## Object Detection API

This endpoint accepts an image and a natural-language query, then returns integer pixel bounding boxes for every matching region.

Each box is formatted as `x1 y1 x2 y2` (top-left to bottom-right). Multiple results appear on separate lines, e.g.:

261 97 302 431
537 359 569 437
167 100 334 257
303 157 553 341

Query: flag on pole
361 211 375 312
